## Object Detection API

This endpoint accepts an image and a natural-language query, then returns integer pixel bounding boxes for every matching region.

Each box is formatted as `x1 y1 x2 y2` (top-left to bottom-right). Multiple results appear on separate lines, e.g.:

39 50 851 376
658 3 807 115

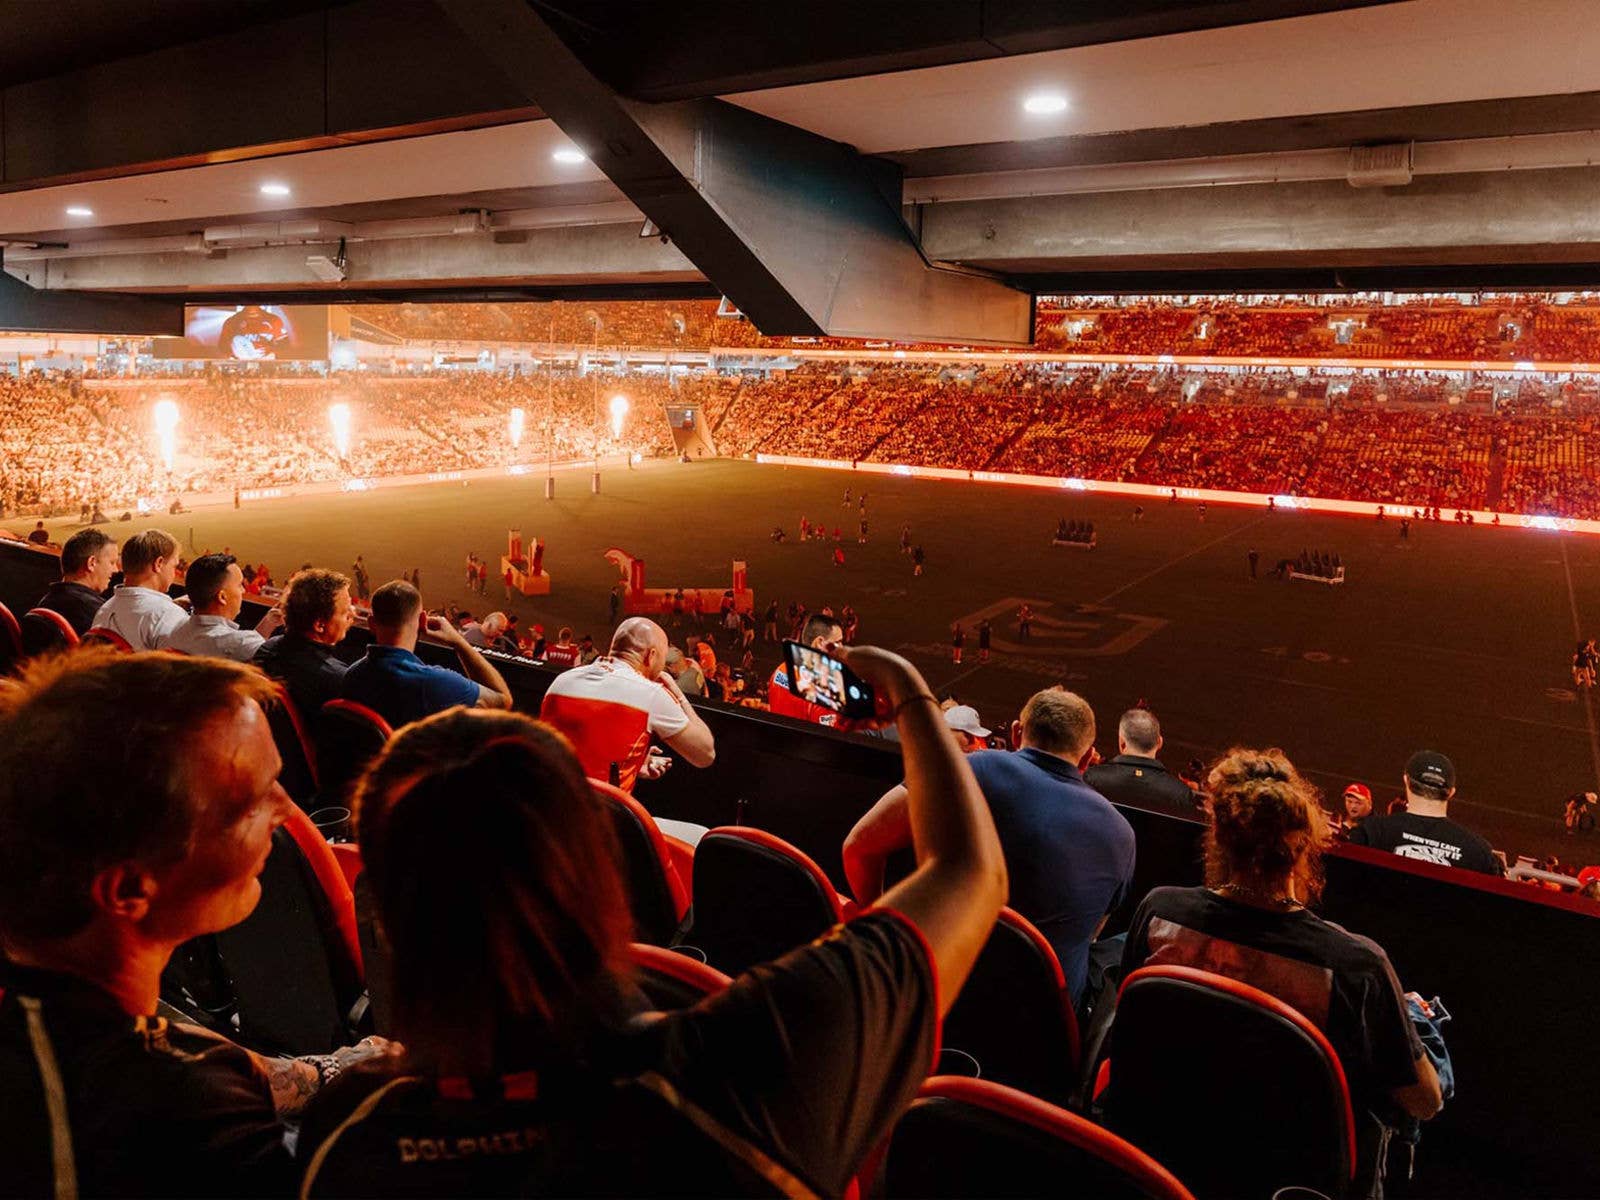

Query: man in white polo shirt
540 617 715 793
90 529 186 650
163 553 284 661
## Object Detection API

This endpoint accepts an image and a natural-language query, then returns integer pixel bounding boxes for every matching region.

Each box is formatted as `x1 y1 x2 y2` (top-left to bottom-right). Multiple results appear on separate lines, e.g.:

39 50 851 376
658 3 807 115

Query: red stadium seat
316 699 394 805
1100 964 1357 1200
881 1076 1194 1200
0 600 21 673
688 826 845 976
267 683 321 808
80 627 133 652
206 804 368 1055
590 778 691 946
626 943 731 1010
940 907 1081 1105
19 606 78 658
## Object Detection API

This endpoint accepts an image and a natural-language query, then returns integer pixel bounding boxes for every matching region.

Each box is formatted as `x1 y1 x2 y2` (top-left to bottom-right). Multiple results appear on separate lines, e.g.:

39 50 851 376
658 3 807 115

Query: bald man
539 617 715 792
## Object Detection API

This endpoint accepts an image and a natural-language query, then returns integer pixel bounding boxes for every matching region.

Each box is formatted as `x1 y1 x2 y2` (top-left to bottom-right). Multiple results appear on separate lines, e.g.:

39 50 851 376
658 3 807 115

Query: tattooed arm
248 1037 400 1118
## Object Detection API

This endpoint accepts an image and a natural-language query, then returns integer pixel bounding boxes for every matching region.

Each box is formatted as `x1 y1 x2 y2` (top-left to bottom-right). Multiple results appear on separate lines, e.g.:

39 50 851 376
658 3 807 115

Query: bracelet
891 693 941 720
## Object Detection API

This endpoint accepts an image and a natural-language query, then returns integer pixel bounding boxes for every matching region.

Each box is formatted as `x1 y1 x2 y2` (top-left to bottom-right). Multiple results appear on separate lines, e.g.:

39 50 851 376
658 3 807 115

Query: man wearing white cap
943 705 990 753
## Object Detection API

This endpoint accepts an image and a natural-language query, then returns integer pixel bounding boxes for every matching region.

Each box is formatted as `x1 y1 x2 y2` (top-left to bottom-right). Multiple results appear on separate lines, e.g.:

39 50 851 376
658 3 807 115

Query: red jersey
540 659 689 791
767 665 838 727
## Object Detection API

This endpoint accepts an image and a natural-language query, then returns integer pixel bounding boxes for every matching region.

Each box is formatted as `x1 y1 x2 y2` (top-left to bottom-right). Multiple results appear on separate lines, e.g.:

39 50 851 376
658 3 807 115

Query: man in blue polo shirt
341 580 513 730
843 686 1134 1006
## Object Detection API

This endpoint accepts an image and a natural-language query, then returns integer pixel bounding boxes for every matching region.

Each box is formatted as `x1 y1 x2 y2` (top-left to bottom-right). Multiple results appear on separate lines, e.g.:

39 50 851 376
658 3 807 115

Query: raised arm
842 784 911 906
427 616 512 708
835 645 1005 1014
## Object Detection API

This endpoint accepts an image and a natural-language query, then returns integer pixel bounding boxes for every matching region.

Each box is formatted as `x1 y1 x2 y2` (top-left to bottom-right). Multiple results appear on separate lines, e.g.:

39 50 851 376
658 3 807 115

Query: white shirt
90 586 187 650
539 658 690 791
161 613 266 662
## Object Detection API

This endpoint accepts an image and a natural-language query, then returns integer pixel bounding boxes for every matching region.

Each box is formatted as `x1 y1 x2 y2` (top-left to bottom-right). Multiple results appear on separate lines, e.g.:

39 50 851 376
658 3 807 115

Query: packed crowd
18 524 1565 1196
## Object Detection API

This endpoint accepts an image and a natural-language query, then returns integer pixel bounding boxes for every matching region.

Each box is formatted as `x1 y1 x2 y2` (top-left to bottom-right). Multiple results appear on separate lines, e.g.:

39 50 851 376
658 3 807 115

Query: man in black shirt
1348 750 1503 875
252 567 356 717
29 527 118 640
0 653 390 1197
1086 707 1203 820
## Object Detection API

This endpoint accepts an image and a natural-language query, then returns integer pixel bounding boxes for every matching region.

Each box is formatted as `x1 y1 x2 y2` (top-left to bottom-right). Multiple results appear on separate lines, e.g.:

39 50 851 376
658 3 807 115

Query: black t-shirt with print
1121 887 1425 1111
0 959 293 1198
297 911 937 1198
1346 812 1503 875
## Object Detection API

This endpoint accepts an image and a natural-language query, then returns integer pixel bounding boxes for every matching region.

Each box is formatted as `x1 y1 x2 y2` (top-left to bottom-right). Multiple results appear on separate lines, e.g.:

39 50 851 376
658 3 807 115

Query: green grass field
36 457 1600 861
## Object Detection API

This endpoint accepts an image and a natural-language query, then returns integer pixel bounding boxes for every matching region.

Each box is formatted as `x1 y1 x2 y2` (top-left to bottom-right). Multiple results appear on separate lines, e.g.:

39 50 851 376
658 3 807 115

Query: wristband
891 693 941 720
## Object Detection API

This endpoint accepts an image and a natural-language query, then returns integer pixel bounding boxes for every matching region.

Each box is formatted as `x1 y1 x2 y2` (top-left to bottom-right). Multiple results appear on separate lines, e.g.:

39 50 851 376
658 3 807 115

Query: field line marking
1559 539 1600 790
1093 515 1270 606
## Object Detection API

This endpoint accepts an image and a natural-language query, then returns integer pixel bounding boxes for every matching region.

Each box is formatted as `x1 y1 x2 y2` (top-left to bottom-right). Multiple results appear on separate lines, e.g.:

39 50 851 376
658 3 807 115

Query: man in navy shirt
844 686 1135 1004
342 580 513 730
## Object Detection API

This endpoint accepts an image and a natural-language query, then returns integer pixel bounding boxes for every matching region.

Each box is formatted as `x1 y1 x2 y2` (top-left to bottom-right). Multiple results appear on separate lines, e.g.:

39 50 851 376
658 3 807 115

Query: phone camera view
784 640 875 718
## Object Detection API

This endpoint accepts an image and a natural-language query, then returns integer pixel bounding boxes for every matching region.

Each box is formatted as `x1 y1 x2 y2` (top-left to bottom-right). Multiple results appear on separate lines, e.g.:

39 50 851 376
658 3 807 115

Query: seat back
0 600 20 673
590 779 690 946
689 826 843 976
1102 964 1356 1200
19 607 78 659
883 1076 1193 1200
316 699 393 806
211 805 366 1055
266 683 320 808
941 908 1081 1104
627 943 731 1010
80 627 133 652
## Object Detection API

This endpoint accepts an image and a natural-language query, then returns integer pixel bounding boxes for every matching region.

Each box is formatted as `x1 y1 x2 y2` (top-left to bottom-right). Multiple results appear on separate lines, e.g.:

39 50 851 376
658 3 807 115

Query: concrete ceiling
6 0 1600 332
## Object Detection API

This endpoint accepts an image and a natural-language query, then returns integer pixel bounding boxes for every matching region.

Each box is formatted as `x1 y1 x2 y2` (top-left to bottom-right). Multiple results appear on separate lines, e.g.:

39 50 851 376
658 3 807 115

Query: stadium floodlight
509 406 525 449
328 402 352 459
609 393 629 439
152 399 179 474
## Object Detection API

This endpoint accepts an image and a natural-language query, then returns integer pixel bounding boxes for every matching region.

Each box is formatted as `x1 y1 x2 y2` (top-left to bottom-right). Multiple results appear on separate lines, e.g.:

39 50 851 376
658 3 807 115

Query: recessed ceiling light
550 148 587 165
64 205 94 218
1022 92 1069 115
259 182 292 197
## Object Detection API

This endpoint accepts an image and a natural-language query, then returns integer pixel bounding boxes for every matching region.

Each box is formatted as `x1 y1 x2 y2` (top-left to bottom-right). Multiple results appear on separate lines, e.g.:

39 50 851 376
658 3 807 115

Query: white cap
944 705 991 738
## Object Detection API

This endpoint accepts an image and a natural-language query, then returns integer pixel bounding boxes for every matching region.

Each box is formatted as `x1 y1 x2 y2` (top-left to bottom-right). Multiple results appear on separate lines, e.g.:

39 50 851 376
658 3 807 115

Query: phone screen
782 640 875 717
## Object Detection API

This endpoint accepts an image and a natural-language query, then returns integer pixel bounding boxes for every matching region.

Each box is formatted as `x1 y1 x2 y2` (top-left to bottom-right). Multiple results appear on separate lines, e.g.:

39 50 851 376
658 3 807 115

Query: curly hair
1204 747 1327 904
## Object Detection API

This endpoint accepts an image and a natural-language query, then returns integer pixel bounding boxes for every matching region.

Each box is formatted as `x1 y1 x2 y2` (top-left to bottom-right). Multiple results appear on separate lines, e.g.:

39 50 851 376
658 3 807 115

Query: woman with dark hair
1119 747 1441 1192
297 645 1006 1198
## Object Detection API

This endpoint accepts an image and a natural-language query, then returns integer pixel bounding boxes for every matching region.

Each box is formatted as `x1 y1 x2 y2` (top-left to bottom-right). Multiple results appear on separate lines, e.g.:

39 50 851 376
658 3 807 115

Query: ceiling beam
0 269 182 335
439 0 1032 346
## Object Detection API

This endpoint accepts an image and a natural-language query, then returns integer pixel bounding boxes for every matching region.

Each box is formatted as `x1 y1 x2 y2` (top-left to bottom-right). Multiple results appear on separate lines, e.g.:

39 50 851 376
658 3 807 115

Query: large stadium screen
153 304 331 361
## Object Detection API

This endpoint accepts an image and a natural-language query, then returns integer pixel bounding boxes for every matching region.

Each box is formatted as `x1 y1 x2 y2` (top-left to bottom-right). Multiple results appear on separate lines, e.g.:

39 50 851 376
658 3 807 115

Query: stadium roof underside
7 0 1600 336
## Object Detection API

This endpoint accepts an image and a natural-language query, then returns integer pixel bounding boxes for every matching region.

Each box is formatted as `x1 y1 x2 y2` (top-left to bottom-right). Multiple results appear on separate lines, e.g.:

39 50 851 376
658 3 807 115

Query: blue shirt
341 645 481 730
966 747 1137 1003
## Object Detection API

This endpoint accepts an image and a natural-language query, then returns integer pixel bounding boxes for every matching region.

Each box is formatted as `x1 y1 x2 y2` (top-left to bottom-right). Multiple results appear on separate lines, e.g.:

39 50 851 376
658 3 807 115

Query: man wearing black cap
1348 751 1502 875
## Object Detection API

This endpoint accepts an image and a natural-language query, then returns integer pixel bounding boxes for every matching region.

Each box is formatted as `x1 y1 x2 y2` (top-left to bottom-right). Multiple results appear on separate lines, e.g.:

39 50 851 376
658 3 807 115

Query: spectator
768 612 846 727
90 528 185 650
1348 752 1502 874
296 645 1006 1197
27 520 49 546
1085 707 1203 819
540 617 715 791
844 686 1135 1007
577 633 598 665
1333 781 1375 838
1120 746 1442 1190
665 644 704 695
30 527 118 637
543 626 581 668
0 652 391 1195
252 568 356 716
460 610 508 650
943 704 991 752
162 553 285 661
341 580 512 729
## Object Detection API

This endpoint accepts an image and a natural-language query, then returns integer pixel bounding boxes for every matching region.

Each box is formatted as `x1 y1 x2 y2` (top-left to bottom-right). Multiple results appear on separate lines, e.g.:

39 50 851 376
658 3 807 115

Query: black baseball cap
1405 751 1456 796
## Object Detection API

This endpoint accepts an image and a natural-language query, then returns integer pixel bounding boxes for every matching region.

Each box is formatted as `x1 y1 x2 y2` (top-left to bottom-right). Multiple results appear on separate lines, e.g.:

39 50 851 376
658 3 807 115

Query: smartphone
782 639 876 718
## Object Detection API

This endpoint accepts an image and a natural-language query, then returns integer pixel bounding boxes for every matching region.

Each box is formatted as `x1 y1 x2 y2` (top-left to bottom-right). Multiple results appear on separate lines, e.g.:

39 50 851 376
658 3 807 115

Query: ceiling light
1022 93 1069 115
551 148 587 165
64 205 93 218
259 182 291 197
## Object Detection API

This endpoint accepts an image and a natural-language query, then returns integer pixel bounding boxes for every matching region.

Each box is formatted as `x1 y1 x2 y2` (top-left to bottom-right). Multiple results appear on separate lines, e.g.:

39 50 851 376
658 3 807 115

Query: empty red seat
19 606 78 658
267 683 321 808
689 826 845 976
940 907 1081 1105
0 600 21 673
80 627 133 652
591 779 690 946
1100 964 1357 1200
881 1076 1193 1199
316 699 394 805
627 943 731 1010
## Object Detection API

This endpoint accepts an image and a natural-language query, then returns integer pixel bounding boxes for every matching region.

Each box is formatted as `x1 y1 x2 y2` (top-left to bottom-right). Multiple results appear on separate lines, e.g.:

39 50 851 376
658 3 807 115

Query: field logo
955 596 1168 658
